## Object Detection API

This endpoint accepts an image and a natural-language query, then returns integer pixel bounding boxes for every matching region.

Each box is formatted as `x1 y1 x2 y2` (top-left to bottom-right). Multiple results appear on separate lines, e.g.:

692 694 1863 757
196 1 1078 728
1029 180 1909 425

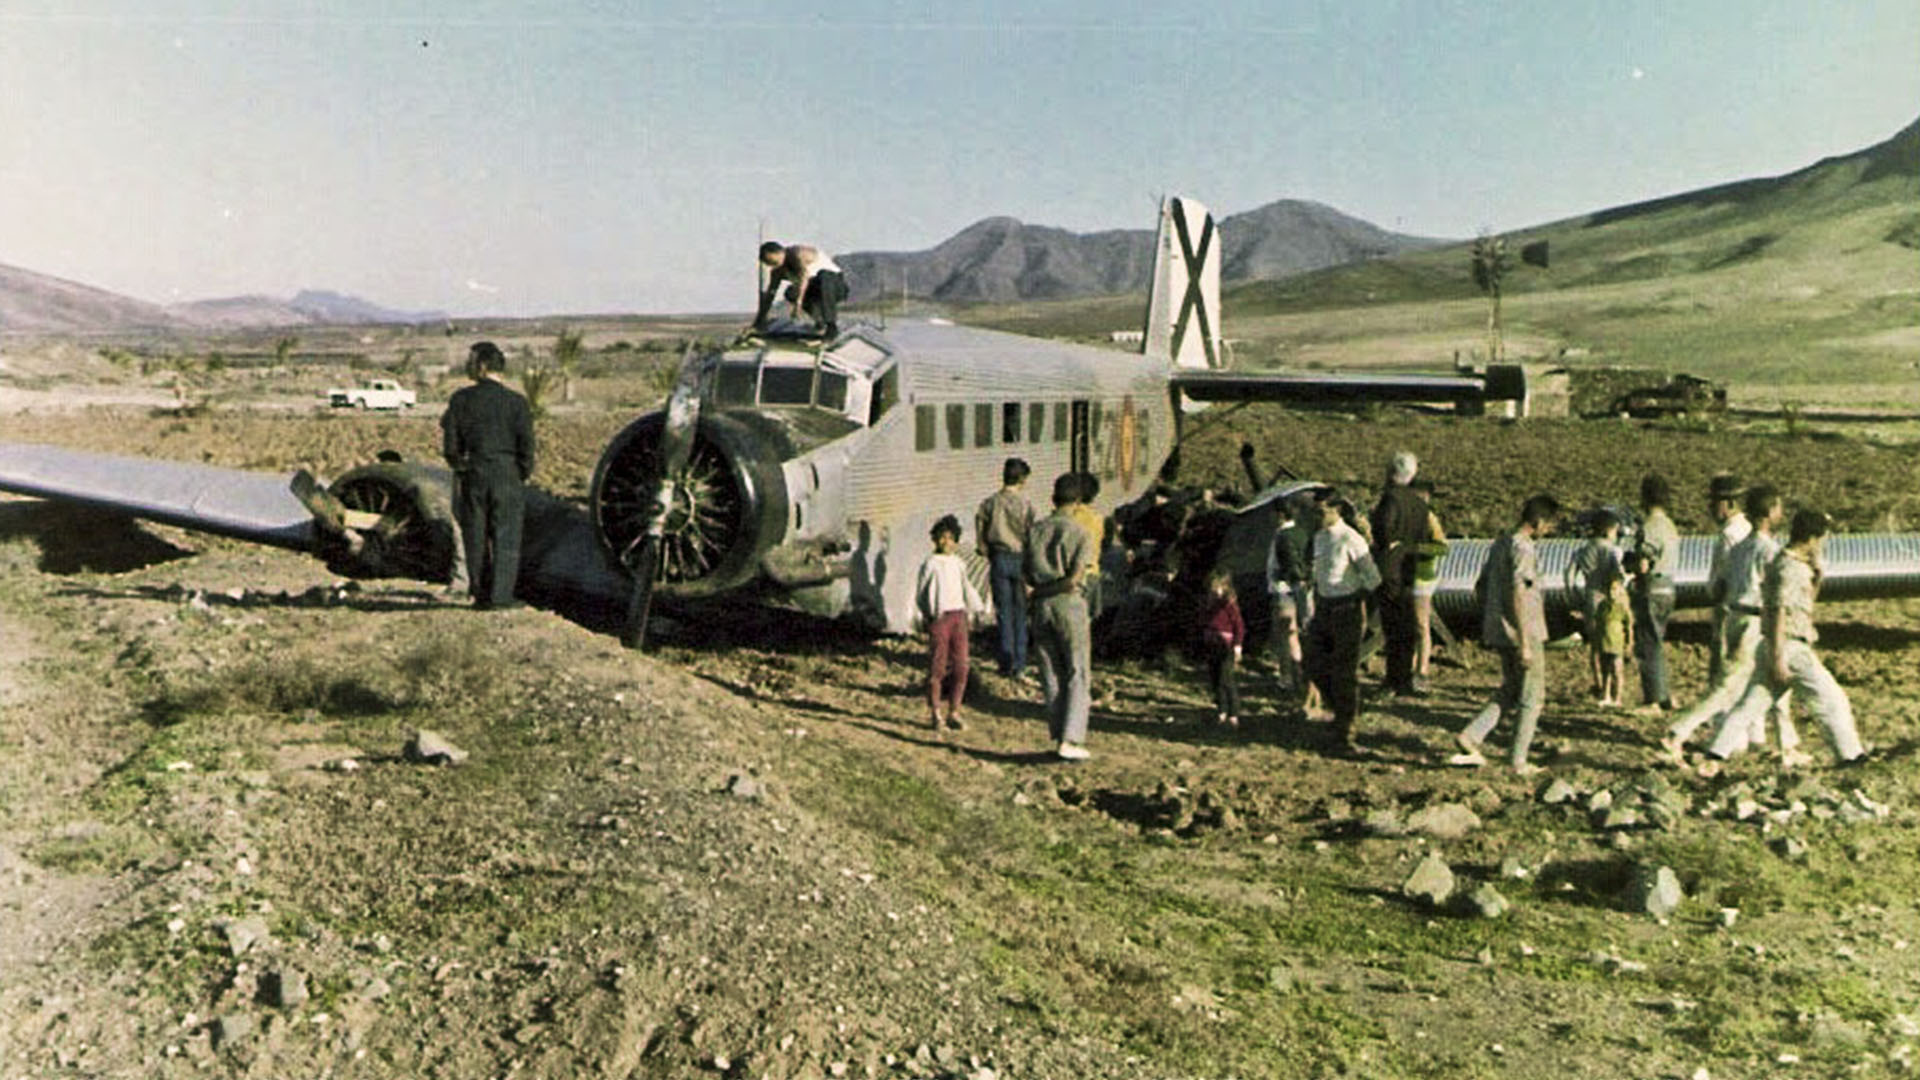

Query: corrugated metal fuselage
737 320 1177 633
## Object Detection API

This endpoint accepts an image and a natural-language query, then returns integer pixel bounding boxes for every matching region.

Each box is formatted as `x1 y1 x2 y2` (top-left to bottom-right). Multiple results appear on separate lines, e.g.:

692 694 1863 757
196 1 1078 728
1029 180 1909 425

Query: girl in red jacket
1199 571 1246 728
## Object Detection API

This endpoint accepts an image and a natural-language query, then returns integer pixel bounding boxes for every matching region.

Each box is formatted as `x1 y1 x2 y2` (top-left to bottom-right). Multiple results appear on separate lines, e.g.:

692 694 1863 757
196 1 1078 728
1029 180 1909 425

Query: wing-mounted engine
589 411 790 596
310 461 461 581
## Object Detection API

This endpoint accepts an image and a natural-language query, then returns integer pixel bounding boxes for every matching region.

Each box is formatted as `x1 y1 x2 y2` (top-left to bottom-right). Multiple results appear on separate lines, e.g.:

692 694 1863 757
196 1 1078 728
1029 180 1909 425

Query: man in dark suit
1371 450 1431 696
441 341 535 610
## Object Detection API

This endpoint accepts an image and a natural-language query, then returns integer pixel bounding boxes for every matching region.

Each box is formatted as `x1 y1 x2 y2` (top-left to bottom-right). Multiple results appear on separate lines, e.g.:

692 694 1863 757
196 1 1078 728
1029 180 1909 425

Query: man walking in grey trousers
1025 473 1095 761
1452 493 1561 774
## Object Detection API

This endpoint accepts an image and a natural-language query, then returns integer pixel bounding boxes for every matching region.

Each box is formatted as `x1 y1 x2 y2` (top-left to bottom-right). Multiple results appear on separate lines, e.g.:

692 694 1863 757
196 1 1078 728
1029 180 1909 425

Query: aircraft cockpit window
715 362 758 405
868 367 898 425
759 366 815 405
817 370 849 412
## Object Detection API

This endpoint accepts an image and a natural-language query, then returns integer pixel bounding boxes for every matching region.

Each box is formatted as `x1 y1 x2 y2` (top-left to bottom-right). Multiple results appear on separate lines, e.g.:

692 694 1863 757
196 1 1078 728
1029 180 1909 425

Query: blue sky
0 0 1914 316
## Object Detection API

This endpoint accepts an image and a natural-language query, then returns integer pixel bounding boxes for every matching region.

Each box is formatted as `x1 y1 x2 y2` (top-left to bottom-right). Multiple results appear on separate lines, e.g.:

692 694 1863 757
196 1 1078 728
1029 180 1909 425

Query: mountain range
1 115 1912 334
836 200 1441 304
0 273 446 335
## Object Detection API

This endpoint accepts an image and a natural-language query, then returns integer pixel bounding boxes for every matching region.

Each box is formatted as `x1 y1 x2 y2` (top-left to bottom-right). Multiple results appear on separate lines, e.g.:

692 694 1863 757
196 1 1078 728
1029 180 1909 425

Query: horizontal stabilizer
1172 366 1527 406
0 442 316 551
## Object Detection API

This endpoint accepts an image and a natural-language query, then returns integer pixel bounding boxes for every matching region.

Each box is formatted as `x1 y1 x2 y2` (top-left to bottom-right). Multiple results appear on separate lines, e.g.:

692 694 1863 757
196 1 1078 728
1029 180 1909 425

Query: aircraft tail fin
1142 196 1223 370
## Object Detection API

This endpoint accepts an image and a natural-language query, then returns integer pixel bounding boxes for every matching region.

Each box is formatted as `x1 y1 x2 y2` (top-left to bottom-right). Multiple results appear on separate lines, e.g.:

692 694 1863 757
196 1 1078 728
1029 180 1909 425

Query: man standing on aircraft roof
755 241 848 338
1025 473 1096 761
1704 472 1751 687
1304 490 1381 758
1370 450 1431 698
1452 493 1562 775
441 341 535 611
977 457 1037 679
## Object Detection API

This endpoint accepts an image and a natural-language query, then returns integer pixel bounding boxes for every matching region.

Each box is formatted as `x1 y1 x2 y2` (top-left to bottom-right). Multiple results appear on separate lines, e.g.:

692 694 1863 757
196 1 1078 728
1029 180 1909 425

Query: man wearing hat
1704 473 1751 686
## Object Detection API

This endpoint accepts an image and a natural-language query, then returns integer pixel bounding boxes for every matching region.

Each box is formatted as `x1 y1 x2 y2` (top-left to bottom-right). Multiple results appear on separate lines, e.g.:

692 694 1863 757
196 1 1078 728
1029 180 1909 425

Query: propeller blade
657 343 714 476
620 534 662 650
622 344 716 651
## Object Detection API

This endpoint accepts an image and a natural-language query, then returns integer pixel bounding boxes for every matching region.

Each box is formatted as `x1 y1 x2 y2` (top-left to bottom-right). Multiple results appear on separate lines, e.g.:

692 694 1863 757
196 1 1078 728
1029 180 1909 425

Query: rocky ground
3 392 1920 1079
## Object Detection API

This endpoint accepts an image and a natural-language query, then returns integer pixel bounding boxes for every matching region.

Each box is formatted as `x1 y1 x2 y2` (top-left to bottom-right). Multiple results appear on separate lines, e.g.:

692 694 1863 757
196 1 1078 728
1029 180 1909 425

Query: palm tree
553 328 584 404
1470 233 1512 363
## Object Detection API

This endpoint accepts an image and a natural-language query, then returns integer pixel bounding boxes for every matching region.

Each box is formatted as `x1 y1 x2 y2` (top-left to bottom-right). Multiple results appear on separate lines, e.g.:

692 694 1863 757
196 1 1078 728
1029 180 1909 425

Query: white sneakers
1055 742 1091 761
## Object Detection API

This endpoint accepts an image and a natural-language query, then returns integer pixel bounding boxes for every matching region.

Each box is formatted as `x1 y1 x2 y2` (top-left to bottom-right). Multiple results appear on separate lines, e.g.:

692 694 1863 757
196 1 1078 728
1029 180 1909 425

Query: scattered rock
1498 855 1530 880
1628 864 1684 919
1772 836 1809 861
1587 950 1648 975
220 917 271 958
1600 806 1642 831
1586 789 1614 813
259 967 309 1011
1459 883 1509 919
726 774 764 800
404 729 469 766
1362 809 1406 837
1538 778 1579 805
211 1012 255 1049
1266 966 1295 993
1402 854 1455 907
1407 802 1481 840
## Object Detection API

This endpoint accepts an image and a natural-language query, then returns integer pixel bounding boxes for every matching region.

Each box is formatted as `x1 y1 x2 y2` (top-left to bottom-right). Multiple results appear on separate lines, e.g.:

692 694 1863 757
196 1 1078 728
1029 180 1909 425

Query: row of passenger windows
912 400 1105 453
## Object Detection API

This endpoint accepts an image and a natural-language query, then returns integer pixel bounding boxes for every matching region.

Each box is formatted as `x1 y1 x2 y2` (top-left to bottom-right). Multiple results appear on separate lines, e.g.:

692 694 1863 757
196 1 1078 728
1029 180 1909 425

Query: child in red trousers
916 515 986 732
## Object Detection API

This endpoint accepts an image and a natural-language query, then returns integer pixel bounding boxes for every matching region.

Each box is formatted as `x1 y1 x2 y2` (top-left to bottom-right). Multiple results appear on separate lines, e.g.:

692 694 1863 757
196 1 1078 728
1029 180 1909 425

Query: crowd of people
923 451 1870 776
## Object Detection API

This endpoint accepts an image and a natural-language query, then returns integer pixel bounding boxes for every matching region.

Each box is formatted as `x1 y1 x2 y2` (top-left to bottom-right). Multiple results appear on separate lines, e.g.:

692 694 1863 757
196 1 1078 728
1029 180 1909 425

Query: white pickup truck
327 379 417 410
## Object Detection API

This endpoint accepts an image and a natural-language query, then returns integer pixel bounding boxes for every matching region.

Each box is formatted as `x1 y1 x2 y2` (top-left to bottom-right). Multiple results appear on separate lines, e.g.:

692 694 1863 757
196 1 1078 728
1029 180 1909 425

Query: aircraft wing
1431 534 1920 630
1172 366 1528 407
0 442 316 551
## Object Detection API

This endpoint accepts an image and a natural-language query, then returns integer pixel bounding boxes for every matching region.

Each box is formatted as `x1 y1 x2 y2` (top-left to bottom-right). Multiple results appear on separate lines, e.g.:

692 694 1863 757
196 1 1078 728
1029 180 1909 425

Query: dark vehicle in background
1614 373 1728 419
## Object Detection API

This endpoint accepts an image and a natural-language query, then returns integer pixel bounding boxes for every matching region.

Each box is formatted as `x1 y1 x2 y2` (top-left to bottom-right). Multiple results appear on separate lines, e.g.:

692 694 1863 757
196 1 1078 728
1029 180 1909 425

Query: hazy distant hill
1220 114 1920 316
964 115 1919 394
0 262 185 334
169 289 446 329
837 200 1443 304
285 290 446 326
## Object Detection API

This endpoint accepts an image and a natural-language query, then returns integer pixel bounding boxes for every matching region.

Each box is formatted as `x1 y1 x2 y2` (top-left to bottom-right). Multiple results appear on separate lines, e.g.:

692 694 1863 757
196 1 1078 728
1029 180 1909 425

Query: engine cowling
589 411 789 595
322 461 460 581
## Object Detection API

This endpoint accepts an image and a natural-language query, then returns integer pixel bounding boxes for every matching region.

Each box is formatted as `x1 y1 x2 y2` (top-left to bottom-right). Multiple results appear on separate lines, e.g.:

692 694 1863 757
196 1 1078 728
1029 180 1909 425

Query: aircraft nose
589 410 789 593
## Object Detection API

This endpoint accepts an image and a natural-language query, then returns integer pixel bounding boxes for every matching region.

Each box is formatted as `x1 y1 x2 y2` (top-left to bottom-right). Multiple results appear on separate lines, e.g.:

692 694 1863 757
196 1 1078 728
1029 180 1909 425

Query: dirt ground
4 379 1920 1079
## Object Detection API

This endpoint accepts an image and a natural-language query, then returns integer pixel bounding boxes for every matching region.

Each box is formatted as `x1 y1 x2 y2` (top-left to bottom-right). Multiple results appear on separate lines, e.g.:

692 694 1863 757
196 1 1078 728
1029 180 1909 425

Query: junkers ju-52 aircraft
5 197 1919 648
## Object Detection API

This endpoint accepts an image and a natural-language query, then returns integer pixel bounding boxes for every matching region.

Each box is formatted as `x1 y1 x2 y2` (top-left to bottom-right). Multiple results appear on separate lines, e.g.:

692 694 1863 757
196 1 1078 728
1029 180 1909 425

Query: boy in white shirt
917 515 987 732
